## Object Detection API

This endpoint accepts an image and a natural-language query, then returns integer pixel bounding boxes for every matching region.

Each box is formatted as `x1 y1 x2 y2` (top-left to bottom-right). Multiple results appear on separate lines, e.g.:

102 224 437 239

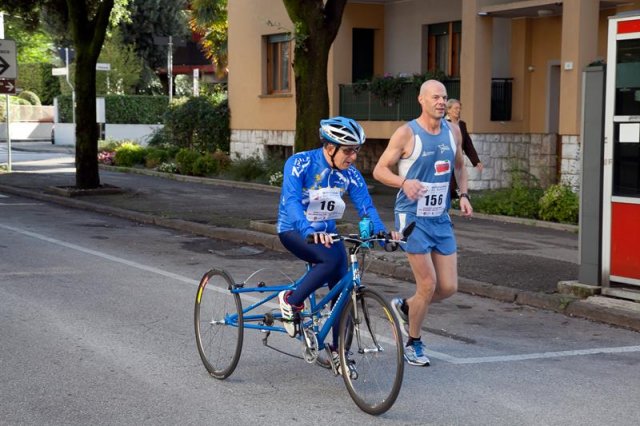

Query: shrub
147 126 172 147
212 150 231 172
98 139 125 152
370 74 409 105
175 148 201 175
162 95 230 153
157 162 178 174
471 169 543 219
192 154 219 176
269 171 283 186
114 142 146 167
225 155 269 182
145 147 171 169
538 184 579 224
471 187 544 219
18 90 41 106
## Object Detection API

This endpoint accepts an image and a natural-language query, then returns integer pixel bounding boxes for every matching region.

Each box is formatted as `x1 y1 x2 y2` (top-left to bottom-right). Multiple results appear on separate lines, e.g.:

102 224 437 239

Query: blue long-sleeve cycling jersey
276 147 386 237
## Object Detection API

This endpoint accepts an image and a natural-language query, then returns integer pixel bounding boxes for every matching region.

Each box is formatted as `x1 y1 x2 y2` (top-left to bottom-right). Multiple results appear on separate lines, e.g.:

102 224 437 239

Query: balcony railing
338 78 511 122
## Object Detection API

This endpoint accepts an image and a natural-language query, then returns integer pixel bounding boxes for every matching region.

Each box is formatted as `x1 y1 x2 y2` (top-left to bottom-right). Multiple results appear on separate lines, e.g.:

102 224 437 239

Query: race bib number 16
306 188 346 221
416 181 449 217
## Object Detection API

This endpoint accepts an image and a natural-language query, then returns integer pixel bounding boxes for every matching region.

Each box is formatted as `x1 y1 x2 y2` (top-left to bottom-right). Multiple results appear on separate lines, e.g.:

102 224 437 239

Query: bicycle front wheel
194 269 243 379
339 288 404 415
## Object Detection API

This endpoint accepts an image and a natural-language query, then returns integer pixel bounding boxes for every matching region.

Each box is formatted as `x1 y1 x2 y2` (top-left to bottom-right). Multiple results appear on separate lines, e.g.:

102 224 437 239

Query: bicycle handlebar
305 221 416 252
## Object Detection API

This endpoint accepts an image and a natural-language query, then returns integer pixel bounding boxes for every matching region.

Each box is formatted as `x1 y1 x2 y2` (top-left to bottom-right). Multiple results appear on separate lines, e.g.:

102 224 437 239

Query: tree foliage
189 0 227 80
282 0 348 152
119 0 189 93
97 29 144 95
2 14 55 63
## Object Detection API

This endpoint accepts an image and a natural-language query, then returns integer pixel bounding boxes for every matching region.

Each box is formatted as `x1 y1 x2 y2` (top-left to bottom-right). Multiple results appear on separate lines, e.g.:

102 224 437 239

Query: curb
1 181 638 332
103 165 580 233
100 165 282 193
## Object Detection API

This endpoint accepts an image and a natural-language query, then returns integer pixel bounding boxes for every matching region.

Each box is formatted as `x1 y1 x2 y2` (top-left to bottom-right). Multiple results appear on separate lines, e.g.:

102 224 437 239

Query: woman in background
445 99 483 199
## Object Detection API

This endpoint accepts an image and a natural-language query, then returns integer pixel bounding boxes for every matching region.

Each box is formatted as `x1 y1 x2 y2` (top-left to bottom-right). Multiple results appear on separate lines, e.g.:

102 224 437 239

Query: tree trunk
67 0 114 189
283 0 347 153
74 47 100 188
292 39 331 152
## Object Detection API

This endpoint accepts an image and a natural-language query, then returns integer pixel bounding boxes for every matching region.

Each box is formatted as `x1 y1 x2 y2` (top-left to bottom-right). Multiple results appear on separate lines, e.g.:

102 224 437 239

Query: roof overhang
477 0 632 18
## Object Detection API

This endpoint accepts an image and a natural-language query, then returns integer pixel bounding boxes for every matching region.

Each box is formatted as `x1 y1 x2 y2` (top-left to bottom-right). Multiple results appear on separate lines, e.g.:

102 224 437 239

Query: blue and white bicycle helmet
319 116 366 146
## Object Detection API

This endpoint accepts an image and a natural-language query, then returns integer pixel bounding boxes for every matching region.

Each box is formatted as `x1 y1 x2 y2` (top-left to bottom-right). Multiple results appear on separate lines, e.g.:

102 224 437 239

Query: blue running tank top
395 119 457 218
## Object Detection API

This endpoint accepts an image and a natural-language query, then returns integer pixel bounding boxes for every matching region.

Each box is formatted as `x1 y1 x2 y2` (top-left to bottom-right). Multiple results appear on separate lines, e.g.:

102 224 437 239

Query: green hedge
56 94 169 124
149 95 230 153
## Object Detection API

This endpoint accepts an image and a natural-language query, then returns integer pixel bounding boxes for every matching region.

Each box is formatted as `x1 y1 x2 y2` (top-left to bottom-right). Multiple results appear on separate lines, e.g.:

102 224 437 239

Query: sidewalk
1 141 639 332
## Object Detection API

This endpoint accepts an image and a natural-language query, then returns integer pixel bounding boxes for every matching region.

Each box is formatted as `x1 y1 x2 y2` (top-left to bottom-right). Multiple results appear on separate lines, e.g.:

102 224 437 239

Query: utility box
602 11 640 300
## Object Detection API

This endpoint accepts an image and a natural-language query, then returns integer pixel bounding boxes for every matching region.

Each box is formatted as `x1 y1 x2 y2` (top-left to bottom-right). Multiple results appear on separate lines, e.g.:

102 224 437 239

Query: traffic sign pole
1 37 17 171
5 93 11 172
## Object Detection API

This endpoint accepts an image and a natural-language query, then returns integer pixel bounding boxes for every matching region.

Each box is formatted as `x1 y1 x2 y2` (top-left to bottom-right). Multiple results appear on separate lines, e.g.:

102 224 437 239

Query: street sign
96 63 111 71
52 67 68 76
0 39 17 79
0 78 15 94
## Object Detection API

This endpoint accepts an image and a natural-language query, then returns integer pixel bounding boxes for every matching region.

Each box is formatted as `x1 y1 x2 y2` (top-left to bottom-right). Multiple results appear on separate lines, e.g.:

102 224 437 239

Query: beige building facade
228 0 640 190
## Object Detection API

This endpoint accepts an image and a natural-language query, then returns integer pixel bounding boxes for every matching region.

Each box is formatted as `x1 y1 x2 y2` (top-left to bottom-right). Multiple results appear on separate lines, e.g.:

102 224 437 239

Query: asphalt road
1 191 639 425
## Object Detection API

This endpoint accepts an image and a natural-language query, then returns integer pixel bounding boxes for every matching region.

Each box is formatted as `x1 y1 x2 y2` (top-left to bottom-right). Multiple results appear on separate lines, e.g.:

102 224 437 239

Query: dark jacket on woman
448 119 481 198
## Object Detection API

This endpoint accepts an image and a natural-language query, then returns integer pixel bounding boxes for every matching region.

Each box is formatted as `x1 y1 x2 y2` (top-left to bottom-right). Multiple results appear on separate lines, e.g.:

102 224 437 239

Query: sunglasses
340 146 361 155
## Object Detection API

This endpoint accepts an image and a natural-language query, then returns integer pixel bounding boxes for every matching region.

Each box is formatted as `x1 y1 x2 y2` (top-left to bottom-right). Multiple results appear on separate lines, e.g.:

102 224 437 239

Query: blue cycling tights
278 230 347 307
279 231 347 347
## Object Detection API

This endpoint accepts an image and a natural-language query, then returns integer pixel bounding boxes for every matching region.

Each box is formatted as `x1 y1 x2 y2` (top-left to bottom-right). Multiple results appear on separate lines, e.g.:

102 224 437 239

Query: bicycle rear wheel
194 269 243 379
339 288 404 415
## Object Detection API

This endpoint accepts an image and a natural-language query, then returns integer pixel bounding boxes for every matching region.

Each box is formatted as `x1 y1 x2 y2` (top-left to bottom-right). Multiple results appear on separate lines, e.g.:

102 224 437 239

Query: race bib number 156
416 181 449 217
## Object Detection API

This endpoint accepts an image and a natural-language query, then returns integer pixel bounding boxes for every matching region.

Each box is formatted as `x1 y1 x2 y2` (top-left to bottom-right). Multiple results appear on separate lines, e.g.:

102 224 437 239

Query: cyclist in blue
374 80 473 367
277 116 399 367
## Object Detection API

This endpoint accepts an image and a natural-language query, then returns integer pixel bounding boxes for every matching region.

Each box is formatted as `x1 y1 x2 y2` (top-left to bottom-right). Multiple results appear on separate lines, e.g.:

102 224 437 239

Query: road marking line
2 222 638 365
427 345 640 364
0 203 42 206
0 222 198 286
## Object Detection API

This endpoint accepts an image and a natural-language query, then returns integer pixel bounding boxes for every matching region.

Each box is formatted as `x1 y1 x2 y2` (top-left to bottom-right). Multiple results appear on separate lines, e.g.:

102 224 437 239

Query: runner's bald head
420 79 446 97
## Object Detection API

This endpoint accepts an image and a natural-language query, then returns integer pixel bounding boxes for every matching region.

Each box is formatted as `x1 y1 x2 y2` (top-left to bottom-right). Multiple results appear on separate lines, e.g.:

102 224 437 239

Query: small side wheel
194 268 243 379
338 288 404 415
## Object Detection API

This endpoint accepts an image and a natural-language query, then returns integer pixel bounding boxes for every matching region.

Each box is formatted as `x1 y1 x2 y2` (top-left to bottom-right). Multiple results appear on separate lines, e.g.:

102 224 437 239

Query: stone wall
559 134 581 191
231 129 294 159
468 132 558 190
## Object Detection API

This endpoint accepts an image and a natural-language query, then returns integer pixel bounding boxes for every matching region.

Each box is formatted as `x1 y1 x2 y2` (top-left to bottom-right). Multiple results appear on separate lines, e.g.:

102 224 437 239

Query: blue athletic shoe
391 297 409 338
404 340 430 366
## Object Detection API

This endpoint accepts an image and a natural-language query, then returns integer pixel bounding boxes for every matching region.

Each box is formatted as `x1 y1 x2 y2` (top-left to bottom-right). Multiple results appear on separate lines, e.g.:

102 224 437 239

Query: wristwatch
459 192 471 201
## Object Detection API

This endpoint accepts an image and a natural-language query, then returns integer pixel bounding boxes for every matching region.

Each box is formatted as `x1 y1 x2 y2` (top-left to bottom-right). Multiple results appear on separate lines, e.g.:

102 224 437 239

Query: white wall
0 123 53 141
53 124 163 146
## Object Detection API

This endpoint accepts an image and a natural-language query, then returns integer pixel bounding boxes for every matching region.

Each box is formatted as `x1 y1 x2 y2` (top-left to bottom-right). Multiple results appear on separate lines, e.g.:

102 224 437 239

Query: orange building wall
228 0 296 131
528 16 562 133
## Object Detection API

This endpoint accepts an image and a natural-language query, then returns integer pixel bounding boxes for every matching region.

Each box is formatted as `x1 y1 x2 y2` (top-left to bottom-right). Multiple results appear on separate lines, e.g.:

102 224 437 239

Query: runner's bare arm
373 125 424 201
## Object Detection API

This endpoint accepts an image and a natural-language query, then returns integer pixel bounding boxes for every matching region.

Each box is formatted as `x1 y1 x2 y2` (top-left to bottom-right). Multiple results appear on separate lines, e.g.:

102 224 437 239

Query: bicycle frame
225 251 362 349
195 229 412 415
